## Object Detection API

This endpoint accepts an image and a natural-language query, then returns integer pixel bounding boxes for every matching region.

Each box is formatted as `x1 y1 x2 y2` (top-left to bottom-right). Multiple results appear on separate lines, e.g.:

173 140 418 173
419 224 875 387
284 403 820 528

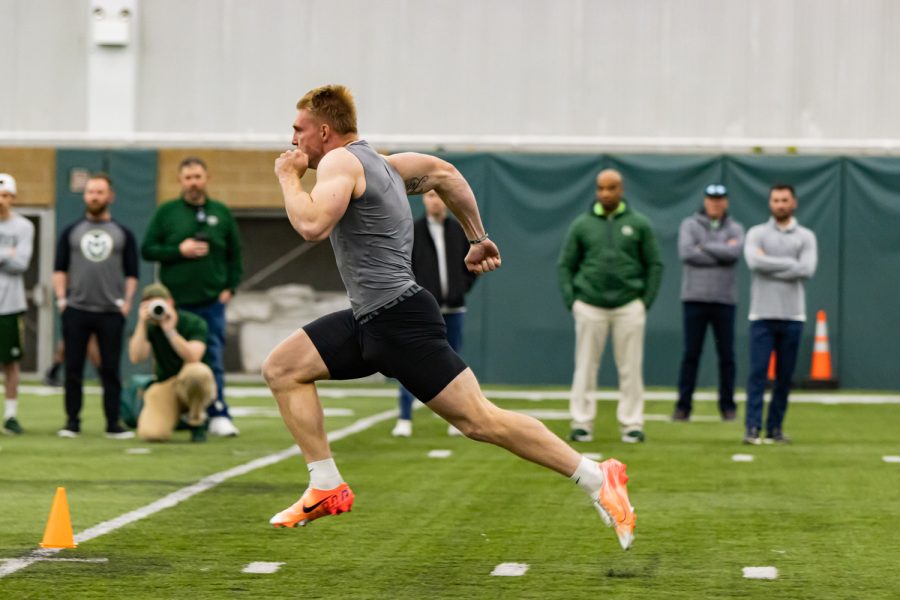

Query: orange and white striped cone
805 310 839 389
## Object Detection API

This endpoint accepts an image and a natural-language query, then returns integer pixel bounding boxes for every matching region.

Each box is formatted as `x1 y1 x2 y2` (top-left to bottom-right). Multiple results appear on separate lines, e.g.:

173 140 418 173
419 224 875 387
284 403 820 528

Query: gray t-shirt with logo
54 218 139 312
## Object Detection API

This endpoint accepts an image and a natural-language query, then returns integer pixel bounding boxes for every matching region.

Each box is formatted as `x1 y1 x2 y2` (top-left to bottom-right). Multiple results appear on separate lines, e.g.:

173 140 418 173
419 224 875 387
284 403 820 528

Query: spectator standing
674 184 745 422
743 184 817 444
391 190 477 437
127 283 215 443
558 169 663 444
141 157 243 437
0 174 34 435
54 173 138 439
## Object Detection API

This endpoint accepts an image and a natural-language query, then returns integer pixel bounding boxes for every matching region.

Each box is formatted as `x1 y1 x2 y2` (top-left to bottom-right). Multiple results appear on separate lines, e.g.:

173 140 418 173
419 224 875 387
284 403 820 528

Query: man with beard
142 157 243 437
54 173 138 438
743 184 817 445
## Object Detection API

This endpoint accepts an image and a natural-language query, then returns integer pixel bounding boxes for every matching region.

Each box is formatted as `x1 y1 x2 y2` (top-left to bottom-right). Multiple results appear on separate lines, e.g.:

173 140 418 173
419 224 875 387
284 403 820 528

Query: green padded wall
55 149 159 380
443 153 884 389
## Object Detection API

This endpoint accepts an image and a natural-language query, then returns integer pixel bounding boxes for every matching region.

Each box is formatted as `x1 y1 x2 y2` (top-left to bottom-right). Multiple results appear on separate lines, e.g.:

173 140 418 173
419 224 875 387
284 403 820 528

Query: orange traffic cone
767 351 776 381
805 310 838 388
40 487 77 549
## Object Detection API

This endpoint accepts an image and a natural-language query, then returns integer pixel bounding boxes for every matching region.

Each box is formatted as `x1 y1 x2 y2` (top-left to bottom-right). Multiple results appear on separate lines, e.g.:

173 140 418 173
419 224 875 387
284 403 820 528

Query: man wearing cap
558 169 663 444
141 157 243 437
674 184 745 422
0 174 34 435
127 283 215 442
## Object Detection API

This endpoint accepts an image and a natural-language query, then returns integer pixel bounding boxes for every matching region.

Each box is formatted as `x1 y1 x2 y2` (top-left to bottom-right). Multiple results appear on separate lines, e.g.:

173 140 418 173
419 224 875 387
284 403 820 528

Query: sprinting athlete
263 84 636 550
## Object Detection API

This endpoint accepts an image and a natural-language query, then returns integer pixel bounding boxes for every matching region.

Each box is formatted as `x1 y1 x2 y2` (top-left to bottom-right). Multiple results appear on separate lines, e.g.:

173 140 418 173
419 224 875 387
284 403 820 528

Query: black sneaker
2 416 24 435
105 423 135 440
43 365 63 387
58 422 81 438
672 408 690 422
190 425 207 443
742 427 761 445
764 430 792 445
721 409 737 422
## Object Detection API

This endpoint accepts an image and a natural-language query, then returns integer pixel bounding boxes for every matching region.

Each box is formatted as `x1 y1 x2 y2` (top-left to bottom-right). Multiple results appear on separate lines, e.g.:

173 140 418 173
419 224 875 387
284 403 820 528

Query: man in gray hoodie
675 184 744 422
743 184 817 445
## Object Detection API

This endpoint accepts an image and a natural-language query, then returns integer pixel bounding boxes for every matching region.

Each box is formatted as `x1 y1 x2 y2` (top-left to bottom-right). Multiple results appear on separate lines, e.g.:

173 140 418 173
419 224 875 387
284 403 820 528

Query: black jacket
412 216 477 309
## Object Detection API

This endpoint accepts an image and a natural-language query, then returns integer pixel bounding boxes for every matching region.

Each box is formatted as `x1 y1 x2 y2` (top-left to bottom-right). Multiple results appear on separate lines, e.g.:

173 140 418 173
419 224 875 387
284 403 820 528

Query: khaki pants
137 363 216 442
569 298 646 434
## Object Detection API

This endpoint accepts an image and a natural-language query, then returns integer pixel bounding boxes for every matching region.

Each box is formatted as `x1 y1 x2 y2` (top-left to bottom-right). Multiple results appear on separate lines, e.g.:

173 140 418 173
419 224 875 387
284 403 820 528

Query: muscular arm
385 152 486 241
385 153 500 274
276 149 357 241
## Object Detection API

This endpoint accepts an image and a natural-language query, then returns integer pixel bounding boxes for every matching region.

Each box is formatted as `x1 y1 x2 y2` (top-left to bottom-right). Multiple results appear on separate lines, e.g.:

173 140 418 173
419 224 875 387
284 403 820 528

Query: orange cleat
594 459 636 550
270 483 355 528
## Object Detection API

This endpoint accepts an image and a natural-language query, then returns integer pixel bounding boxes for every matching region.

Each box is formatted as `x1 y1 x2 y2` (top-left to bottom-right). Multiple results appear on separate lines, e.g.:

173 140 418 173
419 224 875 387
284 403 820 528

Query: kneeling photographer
128 283 215 442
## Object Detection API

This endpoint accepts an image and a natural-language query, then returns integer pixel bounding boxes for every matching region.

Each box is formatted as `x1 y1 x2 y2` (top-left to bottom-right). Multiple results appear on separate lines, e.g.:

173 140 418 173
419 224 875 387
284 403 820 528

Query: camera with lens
147 299 169 321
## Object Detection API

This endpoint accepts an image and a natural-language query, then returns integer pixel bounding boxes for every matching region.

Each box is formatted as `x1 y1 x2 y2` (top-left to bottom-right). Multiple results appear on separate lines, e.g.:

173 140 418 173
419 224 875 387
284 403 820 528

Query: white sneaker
208 416 240 437
447 424 463 437
391 419 412 437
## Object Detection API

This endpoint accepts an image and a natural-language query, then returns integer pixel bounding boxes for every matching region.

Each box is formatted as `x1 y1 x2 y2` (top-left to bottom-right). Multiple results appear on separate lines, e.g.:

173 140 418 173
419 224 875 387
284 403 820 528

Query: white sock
307 458 343 490
4 399 17 420
570 456 604 496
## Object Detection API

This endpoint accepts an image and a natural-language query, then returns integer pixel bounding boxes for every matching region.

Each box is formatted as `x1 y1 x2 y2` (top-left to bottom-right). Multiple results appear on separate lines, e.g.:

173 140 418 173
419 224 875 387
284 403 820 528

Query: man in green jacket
558 169 662 444
141 157 243 437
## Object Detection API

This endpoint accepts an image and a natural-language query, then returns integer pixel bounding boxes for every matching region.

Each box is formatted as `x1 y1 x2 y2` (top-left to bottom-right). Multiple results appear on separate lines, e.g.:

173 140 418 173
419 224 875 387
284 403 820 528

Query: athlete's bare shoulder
319 146 363 175
318 145 366 199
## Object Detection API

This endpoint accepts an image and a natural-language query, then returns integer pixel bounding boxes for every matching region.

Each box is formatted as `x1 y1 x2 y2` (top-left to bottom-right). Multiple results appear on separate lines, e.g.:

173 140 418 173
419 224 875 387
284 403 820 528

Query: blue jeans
676 302 736 415
398 311 464 419
181 300 230 419
745 319 803 434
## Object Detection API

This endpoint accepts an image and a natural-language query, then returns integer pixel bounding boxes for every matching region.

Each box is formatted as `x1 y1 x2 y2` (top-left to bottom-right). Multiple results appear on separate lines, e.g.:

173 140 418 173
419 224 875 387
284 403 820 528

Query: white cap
0 174 16 195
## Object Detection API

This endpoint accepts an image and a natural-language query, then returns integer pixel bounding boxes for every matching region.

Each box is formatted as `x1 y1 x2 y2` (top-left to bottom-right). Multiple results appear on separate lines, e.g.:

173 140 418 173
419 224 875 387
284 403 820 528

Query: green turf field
1 384 898 599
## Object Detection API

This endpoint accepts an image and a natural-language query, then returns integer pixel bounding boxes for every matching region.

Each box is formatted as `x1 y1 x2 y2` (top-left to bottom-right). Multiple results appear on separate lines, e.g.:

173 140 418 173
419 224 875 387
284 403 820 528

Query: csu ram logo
80 230 114 262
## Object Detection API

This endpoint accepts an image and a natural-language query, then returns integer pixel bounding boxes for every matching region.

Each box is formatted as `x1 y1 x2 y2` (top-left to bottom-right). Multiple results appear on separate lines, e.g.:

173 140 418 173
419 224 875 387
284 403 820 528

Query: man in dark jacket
674 184 745 422
391 190 477 437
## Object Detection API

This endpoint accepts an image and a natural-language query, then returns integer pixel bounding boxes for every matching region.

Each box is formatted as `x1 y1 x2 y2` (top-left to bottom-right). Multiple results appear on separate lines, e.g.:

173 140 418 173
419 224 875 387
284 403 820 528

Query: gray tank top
330 140 416 318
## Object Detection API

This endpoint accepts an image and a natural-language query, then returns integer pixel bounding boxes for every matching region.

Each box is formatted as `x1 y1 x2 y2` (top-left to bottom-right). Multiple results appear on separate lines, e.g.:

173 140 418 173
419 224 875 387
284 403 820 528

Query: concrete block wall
0 148 56 206
156 149 316 208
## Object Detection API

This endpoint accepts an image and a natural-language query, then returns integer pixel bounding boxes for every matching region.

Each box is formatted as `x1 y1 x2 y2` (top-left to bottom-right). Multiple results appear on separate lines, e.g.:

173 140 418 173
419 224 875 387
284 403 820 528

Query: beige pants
137 363 215 442
569 298 646 434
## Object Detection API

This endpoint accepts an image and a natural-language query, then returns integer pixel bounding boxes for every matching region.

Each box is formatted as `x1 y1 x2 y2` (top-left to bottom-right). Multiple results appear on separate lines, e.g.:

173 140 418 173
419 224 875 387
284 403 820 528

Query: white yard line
491 562 530 576
242 561 285 574
742 566 779 580
19 384 900 404
0 408 398 580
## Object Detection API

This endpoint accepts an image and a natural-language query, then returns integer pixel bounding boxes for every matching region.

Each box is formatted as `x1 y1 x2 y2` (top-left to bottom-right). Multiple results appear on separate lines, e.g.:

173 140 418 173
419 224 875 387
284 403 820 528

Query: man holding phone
141 157 243 436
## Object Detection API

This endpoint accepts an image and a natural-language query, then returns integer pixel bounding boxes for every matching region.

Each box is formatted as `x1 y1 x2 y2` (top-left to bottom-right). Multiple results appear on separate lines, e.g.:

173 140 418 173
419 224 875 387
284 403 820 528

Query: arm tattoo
405 176 429 195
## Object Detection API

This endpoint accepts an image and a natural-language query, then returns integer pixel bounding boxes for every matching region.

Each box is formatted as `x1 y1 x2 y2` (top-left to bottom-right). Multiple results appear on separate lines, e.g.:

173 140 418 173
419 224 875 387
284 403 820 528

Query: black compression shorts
303 288 468 402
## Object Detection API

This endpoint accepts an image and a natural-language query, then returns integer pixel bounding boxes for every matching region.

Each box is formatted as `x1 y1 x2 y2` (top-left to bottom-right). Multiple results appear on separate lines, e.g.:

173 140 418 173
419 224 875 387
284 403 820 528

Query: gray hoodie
744 217 817 321
678 211 745 304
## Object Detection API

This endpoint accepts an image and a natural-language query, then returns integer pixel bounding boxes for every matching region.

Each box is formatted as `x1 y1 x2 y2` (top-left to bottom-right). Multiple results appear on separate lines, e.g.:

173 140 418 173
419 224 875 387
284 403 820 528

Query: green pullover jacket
558 201 663 310
141 198 243 305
